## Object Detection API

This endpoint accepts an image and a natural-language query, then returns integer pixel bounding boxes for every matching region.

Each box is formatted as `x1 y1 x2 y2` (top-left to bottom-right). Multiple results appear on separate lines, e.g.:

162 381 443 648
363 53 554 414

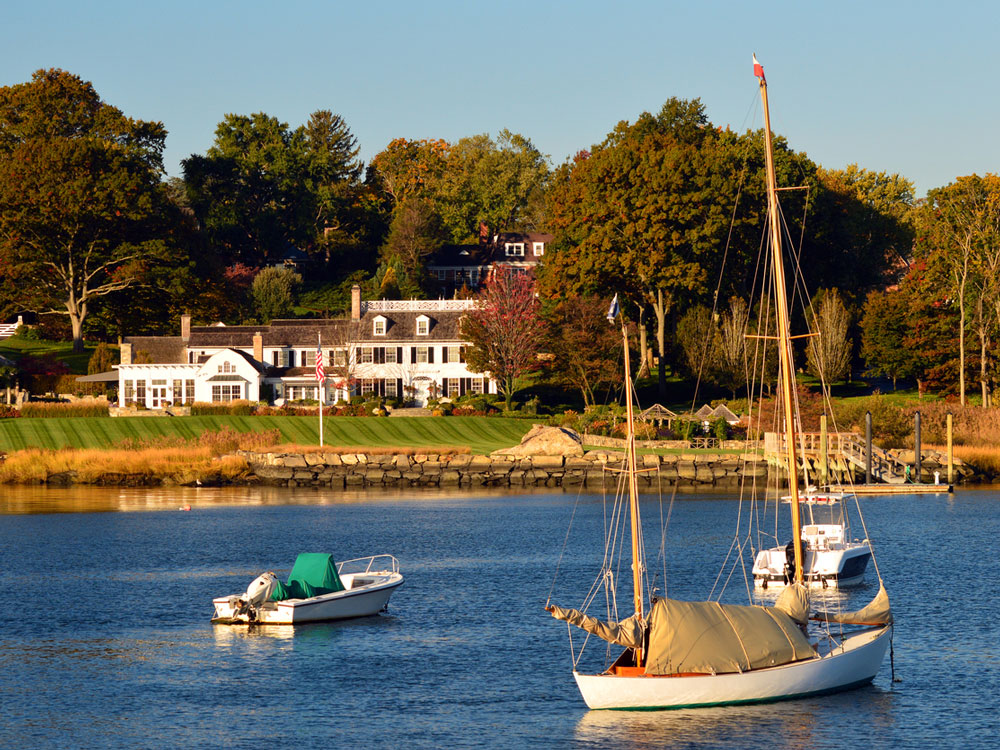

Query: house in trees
427 226 552 296
116 286 496 409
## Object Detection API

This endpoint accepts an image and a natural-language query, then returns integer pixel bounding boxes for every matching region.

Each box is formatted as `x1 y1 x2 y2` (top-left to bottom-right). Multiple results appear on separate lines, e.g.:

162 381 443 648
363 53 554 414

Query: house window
505 242 524 257
385 379 398 397
470 268 480 285
374 317 386 336
471 378 485 394
385 347 398 364
212 384 241 402
136 380 146 402
123 380 134 404
304 350 316 368
448 379 460 397
361 347 373 364
533 242 544 256
447 345 463 363
361 378 375 395
185 380 195 404
416 316 430 335
334 349 347 367
416 347 429 364
217 361 235 374
437 269 446 281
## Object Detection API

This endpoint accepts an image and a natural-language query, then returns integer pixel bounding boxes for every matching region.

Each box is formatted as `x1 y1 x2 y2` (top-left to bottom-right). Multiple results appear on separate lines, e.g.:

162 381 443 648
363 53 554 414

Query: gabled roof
694 404 715 419
710 404 740 423
640 404 678 420
123 336 186 364
428 231 554 268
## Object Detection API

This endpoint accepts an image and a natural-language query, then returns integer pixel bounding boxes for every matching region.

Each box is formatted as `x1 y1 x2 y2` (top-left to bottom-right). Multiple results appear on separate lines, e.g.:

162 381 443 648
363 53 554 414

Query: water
1 485 998 749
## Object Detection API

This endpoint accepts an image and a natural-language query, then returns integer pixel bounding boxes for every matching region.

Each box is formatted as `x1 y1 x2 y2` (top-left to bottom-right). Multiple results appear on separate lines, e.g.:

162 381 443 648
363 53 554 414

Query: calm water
1 484 998 749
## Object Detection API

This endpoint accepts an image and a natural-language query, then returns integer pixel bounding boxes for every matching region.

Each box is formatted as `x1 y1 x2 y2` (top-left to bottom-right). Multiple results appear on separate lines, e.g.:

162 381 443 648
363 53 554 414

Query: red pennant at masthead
753 54 765 81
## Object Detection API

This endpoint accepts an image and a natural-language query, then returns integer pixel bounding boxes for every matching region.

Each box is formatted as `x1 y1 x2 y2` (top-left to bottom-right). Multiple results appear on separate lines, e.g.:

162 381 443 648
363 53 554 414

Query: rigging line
546 481 587 608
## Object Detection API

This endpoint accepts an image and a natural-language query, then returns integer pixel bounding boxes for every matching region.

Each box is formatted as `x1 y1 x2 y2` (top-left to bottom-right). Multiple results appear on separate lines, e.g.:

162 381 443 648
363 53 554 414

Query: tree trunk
637 320 649 379
69 311 85 353
654 288 667 400
958 298 966 405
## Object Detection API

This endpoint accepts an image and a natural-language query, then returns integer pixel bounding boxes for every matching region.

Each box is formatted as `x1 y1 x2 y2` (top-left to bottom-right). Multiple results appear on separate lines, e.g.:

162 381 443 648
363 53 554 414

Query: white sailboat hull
573 625 891 710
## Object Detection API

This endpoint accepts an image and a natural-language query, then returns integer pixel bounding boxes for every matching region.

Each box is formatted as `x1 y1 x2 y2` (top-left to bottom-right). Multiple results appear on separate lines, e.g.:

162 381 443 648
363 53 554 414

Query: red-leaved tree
461 267 544 411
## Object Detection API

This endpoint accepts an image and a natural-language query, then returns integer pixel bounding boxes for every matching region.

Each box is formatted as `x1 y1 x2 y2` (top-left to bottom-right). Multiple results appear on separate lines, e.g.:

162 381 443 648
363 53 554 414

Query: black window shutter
461 378 468 396
396 378 402 397
442 377 448 395
441 347 448 363
460 347 466 363
411 347 416 364
428 347 434 364
397 347 403 362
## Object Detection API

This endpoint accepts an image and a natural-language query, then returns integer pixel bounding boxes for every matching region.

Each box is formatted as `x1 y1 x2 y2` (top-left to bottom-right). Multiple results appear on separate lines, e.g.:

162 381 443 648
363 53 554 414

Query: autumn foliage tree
461 267 544 410
0 69 172 351
542 295 621 408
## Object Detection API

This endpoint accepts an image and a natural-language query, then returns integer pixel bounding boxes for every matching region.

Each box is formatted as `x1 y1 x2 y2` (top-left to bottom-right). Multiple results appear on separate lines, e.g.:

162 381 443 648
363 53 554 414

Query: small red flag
753 54 765 81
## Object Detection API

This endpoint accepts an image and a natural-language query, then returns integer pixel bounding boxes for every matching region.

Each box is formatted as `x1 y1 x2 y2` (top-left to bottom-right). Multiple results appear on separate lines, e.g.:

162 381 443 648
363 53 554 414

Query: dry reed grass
0 425 272 484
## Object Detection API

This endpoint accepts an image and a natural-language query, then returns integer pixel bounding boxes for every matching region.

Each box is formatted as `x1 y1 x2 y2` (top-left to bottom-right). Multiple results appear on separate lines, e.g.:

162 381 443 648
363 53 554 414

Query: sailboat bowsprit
546 55 894 711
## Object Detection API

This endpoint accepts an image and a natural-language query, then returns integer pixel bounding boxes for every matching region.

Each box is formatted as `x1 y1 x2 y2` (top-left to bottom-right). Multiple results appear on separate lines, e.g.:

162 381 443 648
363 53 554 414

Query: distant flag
606 293 620 323
753 53 765 81
315 336 325 385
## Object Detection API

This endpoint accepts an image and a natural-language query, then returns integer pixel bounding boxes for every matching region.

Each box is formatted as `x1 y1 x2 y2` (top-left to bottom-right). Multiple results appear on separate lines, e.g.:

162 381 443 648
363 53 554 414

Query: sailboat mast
756 57 805 584
621 321 645 661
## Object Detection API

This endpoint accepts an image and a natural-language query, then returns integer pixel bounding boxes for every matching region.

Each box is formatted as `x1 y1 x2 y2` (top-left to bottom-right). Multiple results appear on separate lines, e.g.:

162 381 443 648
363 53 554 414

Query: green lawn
0 336 104 373
0 415 534 454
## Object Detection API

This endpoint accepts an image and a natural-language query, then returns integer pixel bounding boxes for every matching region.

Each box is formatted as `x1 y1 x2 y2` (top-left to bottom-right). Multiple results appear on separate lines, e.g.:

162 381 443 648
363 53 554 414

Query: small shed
710 404 740 425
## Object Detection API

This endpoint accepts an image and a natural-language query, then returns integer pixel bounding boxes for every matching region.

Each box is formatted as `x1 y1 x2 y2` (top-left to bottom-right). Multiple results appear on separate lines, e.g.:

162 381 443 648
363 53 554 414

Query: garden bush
20 401 109 418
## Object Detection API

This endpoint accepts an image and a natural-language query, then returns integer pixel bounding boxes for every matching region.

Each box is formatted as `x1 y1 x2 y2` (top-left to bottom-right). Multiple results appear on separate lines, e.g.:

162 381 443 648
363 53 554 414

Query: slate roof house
427 225 552 296
116 286 496 409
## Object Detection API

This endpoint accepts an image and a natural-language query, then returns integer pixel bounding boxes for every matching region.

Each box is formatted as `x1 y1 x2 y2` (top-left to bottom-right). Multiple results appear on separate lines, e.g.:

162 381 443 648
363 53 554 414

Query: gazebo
639 403 678 429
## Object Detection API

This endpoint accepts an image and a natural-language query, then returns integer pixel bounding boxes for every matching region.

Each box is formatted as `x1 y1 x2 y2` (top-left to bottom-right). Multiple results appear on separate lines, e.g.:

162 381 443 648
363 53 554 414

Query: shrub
612 420 656 440
712 418 729 440
20 401 109 418
190 400 257 416
54 374 106 397
0 404 19 419
12 324 40 340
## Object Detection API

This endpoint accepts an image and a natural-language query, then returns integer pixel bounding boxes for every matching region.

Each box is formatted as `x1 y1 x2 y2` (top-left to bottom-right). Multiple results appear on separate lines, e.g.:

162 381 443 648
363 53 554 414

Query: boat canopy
549 597 816 675
813 583 893 626
270 553 345 601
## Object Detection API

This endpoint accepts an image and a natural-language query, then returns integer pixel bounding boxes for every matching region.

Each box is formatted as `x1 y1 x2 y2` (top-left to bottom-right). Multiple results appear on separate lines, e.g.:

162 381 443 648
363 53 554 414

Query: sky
4 0 999 198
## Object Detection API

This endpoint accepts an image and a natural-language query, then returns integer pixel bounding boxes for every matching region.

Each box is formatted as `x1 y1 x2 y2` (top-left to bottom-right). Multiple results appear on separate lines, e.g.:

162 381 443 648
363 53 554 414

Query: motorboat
212 553 403 625
753 493 872 588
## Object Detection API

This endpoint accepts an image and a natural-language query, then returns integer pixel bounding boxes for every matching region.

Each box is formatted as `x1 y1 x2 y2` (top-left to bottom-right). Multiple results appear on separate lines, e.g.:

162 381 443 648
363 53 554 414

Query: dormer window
416 315 430 336
373 315 387 336
533 242 545 256
505 242 525 257
217 361 235 374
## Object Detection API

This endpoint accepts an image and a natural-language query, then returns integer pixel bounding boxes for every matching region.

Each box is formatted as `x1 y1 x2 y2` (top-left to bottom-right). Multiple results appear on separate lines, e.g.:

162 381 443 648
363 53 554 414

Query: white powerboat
753 493 872 588
212 553 403 625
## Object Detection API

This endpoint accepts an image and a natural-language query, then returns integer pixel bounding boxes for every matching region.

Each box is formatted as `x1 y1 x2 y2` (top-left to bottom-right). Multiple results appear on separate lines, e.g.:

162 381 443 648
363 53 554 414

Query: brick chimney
180 314 191 341
351 284 362 321
253 332 263 362
120 342 132 366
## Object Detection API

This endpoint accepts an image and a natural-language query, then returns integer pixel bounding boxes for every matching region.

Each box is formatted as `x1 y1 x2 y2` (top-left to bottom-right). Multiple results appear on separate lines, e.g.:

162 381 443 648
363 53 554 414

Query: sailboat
545 55 893 711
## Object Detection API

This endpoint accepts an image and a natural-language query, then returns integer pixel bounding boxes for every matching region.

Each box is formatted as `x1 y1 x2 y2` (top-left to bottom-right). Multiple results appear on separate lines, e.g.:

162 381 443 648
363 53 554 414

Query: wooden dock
825 483 953 495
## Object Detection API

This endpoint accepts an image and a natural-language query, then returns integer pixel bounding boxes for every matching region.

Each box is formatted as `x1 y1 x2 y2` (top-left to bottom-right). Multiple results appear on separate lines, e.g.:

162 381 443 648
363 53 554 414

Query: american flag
315 339 325 383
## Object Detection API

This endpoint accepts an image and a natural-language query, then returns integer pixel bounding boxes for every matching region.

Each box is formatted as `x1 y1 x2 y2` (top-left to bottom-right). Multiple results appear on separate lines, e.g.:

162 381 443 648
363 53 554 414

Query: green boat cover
270 553 345 601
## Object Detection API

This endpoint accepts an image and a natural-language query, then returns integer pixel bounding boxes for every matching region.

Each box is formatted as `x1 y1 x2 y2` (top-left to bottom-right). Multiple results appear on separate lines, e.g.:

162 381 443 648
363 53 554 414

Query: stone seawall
239 450 779 489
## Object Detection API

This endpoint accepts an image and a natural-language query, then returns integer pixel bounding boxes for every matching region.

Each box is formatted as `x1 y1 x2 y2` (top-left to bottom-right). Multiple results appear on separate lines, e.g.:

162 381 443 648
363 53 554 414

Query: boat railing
337 554 399 576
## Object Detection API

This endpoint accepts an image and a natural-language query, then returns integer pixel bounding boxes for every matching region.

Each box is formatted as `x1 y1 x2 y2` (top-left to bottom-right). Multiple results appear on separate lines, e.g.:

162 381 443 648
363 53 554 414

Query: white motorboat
753 493 872 588
545 55 893 710
212 553 403 625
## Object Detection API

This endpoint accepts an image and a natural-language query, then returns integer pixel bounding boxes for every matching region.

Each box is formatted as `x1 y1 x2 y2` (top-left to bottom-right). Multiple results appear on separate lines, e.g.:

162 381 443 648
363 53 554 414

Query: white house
116 287 497 409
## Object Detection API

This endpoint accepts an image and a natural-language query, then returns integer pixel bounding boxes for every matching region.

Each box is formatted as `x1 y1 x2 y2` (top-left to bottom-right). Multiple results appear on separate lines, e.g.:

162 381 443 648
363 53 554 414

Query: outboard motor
783 540 797 584
230 572 278 622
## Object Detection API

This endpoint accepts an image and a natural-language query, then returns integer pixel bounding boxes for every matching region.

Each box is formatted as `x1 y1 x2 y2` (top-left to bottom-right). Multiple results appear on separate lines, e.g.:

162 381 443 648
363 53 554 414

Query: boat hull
212 573 403 624
753 543 871 588
573 625 891 710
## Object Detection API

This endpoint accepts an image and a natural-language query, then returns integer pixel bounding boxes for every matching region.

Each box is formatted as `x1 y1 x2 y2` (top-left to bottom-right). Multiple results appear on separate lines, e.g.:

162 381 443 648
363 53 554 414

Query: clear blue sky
4 0 998 197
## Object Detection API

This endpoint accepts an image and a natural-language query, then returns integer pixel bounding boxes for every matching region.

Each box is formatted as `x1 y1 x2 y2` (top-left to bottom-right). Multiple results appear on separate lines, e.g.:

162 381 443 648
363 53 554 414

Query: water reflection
0 484 547 515
574 685 896 749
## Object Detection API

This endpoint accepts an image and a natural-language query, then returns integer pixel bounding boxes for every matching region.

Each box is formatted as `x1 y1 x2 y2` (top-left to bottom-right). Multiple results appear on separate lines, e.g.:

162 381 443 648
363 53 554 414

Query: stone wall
239 450 775 490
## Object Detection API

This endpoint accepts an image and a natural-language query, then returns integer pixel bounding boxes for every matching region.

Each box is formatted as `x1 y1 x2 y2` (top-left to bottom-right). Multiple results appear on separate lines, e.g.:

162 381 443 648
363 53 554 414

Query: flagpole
318 332 324 447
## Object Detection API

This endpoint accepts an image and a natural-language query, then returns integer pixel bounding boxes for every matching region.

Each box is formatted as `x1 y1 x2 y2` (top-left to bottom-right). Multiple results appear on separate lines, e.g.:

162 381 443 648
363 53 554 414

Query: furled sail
813 583 893 626
773 581 810 624
547 605 644 649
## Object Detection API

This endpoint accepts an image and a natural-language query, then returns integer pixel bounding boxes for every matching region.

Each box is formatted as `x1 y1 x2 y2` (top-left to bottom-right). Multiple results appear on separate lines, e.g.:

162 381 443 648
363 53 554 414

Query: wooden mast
756 56 805 584
622 319 645 664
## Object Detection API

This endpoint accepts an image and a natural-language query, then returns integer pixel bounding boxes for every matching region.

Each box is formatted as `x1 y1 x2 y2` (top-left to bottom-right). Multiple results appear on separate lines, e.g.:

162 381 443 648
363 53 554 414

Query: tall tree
805 289 853 397
461 267 544 410
860 289 919 390
378 195 447 288
0 69 171 351
252 266 302 323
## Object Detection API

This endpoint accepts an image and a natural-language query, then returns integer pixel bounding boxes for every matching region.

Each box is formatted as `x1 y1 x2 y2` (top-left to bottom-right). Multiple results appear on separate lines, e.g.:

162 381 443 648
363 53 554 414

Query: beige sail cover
644 599 815 675
773 582 810 624
814 584 893 626
548 605 644 649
